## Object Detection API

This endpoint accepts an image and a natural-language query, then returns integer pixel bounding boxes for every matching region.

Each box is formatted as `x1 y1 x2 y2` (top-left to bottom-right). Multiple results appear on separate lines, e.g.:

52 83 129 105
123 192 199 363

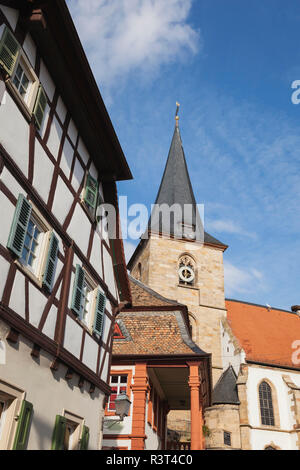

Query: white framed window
20 215 45 275
12 62 30 99
7 195 59 292
0 379 28 450
108 375 128 412
52 411 89 450
0 26 45 120
71 265 107 336
11 54 39 112
79 274 97 329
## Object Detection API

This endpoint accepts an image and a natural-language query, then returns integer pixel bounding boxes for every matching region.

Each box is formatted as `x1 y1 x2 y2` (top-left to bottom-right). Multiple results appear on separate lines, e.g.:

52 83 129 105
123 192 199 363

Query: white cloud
206 219 257 239
67 0 200 87
224 261 265 296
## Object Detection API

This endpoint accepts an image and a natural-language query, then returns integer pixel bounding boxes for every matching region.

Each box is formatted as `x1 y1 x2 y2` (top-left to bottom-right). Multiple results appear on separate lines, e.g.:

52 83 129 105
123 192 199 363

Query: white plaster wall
102 311 111 346
53 257 63 291
9 270 26 319
89 161 98 181
0 339 5 365
63 316 82 359
71 158 84 192
28 283 47 328
67 119 78 146
41 305 57 340
0 190 17 247
0 6 19 30
1 332 104 449
90 232 103 277
250 428 296 451
52 176 73 225
101 354 110 384
39 60 55 102
0 257 10 300
247 366 300 450
77 138 90 166
60 138 74 179
67 204 90 256
82 333 98 373
103 246 117 299
23 33 36 68
0 92 29 177
47 116 62 160
0 167 24 199
39 103 50 139
33 140 54 203
56 96 67 124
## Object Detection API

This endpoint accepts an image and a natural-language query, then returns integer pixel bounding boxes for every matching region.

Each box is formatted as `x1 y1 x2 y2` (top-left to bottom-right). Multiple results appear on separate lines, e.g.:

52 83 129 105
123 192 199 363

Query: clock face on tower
178 265 195 283
178 255 195 285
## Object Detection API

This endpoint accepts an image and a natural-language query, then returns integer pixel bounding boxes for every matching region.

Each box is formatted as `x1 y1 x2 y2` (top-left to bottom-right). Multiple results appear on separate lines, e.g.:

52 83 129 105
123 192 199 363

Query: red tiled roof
112 311 208 357
226 300 300 369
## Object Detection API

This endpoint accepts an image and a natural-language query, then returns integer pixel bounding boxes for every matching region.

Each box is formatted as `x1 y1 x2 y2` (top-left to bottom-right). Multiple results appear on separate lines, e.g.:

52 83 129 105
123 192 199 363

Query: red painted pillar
131 363 149 450
188 362 203 450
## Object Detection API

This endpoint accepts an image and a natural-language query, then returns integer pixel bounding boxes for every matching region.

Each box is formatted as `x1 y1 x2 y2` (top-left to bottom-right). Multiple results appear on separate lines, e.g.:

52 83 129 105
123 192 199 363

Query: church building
126 112 300 450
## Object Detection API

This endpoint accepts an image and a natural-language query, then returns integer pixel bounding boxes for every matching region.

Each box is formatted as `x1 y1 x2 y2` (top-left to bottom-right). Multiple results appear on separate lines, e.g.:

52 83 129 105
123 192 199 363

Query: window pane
259 382 275 426
21 247 29 262
24 233 31 248
13 76 20 88
111 376 118 384
28 220 34 234
15 64 23 78
120 376 127 384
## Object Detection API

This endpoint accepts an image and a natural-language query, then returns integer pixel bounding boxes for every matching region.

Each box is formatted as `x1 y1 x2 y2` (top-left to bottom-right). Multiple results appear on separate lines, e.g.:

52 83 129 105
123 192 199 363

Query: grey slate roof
212 366 240 405
147 124 225 247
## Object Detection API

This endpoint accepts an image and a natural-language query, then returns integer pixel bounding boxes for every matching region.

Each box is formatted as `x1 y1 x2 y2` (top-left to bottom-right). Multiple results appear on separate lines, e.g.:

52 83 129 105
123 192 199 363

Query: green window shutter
93 289 106 336
51 415 67 450
0 27 20 75
84 173 99 212
71 264 85 316
80 425 90 450
7 194 32 258
42 232 59 292
13 400 33 450
33 85 47 130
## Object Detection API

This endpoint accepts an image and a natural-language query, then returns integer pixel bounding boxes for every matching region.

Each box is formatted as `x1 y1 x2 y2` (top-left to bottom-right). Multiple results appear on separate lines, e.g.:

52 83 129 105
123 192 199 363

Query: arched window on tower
259 381 275 426
178 255 195 286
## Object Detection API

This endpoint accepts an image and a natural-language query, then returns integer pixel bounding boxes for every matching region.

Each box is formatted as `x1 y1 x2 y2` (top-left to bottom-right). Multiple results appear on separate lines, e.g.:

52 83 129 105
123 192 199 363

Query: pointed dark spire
147 112 225 246
212 366 240 405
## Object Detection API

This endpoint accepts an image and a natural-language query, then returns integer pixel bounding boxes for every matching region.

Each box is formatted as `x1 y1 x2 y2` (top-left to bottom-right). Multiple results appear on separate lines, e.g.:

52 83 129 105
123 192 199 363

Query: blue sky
68 0 300 310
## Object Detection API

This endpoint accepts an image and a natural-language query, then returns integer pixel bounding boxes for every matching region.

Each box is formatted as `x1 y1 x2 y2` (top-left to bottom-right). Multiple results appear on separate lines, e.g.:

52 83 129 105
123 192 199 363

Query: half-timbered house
0 0 131 450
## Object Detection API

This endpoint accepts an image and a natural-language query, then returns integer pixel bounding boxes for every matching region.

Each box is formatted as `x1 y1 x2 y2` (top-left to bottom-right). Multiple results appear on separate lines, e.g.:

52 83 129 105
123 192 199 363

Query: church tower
128 110 228 385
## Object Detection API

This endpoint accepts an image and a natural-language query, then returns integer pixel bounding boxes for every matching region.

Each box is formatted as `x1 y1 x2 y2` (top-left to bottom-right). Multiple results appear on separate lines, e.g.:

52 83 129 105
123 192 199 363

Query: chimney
291 305 300 317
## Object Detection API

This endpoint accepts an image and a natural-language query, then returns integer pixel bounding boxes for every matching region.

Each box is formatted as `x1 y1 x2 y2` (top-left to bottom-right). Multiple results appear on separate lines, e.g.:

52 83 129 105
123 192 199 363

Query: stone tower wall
130 234 226 385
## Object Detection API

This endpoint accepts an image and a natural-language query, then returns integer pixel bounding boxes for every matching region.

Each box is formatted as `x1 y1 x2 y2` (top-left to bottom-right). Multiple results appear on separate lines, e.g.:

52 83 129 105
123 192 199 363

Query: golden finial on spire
175 102 180 126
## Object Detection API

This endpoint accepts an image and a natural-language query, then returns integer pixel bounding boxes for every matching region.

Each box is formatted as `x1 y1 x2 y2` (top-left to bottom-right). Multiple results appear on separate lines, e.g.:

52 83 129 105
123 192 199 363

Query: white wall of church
247 365 300 450
221 325 245 375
